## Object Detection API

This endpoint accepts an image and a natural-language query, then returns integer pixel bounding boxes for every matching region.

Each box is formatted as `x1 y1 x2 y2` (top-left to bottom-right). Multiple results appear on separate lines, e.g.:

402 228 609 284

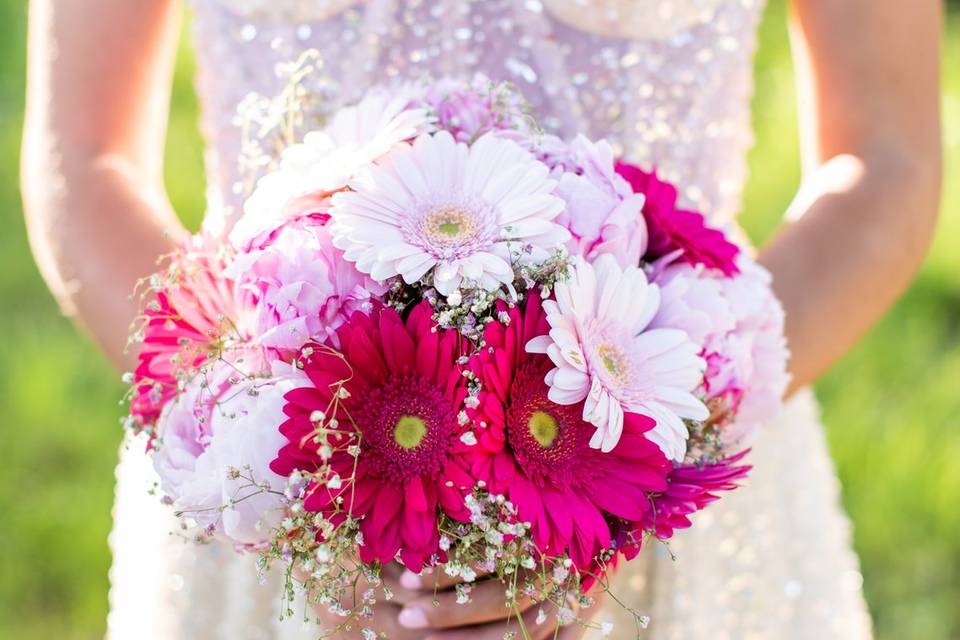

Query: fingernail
400 570 421 590
398 607 429 629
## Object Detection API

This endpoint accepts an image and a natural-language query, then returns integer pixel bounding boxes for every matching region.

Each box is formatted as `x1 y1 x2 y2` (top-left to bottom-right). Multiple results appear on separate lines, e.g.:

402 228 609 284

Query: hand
390 566 604 640
302 562 603 639
311 602 422 640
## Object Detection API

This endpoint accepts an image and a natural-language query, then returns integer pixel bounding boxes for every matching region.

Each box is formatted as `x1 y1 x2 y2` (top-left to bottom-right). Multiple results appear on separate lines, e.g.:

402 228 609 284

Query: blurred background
0 1 957 638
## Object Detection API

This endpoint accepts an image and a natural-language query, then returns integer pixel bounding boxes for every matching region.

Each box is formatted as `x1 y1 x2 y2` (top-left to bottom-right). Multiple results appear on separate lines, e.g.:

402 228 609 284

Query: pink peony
650 262 736 345
230 192 332 253
226 215 386 353
270 303 476 571
421 75 530 143
652 258 790 446
131 241 258 429
151 366 225 513
469 296 671 568
554 136 648 269
701 259 790 443
615 161 740 275
153 358 301 545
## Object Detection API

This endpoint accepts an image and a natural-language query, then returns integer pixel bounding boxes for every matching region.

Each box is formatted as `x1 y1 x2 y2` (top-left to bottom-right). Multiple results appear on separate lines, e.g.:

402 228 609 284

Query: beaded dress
107 1 874 637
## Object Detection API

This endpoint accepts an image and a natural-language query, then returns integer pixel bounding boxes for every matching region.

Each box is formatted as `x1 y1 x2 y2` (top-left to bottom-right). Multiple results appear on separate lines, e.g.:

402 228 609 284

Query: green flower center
527 411 559 449
597 344 630 382
393 415 427 450
422 205 478 246
438 221 462 237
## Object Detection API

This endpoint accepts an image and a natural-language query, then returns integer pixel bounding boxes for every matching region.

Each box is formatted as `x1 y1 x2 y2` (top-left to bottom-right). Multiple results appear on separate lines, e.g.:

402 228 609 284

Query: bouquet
125 73 789 637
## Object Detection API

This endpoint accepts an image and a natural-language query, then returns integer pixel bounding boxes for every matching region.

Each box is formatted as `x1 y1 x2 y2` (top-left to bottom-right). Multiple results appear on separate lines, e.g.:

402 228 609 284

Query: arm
761 0 942 392
21 0 188 372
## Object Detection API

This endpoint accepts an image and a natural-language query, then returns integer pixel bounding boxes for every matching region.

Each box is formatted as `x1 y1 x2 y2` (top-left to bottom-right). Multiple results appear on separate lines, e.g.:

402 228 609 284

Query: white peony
153 360 309 545
232 86 432 248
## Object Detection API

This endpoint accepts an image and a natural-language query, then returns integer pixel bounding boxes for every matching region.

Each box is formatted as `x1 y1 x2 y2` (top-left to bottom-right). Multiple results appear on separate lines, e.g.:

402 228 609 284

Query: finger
555 622 588 639
297 562 411 616
379 563 422 606
311 601 418 639
399 565 492 592
397 576 535 630
423 601 560 640
379 563 491 607
378 562 472 603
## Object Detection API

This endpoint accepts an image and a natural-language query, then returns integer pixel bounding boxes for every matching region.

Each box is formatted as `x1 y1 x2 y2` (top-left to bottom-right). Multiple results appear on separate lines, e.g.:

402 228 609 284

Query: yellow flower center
394 415 427 450
527 411 559 448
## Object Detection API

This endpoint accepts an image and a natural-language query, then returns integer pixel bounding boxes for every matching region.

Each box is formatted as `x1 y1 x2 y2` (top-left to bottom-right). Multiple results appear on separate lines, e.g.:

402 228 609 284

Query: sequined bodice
191 0 766 234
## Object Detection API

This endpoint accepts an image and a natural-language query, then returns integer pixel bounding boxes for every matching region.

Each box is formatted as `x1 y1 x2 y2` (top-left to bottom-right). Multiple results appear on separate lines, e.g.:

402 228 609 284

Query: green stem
513 602 534 640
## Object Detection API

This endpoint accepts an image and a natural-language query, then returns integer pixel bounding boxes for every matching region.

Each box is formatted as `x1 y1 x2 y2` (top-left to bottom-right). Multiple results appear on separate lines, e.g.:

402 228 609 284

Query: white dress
107 1 874 637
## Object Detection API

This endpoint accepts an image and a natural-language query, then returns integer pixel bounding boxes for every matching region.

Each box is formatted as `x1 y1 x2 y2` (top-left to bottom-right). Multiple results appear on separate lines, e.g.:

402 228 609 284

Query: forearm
758 151 940 393
769 0 942 393
22 152 187 370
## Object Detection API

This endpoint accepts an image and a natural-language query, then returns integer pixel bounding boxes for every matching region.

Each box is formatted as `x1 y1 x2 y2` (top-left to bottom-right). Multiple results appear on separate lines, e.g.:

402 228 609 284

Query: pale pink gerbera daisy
468 295 672 568
330 131 568 296
527 256 708 460
233 87 431 247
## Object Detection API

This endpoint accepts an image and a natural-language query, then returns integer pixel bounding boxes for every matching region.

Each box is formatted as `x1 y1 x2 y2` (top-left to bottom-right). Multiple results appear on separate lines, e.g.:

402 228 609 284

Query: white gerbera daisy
232 87 432 247
329 131 568 295
527 255 708 459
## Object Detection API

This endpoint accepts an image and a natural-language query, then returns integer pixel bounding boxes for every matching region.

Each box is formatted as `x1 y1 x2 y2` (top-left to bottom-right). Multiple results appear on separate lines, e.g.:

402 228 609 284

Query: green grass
0 2 957 638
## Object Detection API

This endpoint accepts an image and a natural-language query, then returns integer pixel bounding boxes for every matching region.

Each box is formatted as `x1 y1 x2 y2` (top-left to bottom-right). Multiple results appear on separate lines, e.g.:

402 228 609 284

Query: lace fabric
107 2 873 637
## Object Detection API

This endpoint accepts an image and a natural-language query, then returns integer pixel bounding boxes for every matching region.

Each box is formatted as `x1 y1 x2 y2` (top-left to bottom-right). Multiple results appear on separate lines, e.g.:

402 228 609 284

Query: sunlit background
0 1 957 638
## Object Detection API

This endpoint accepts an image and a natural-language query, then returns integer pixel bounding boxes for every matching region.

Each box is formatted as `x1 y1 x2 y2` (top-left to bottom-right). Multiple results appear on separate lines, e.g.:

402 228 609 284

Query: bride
21 0 941 638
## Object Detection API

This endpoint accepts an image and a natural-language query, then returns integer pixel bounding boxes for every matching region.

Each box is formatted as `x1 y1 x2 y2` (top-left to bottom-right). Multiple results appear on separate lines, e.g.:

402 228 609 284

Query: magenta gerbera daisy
642 451 752 539
614 161 740 276
469 295 672 568
270 302 475 570
612 451 752 565
131 244 258 430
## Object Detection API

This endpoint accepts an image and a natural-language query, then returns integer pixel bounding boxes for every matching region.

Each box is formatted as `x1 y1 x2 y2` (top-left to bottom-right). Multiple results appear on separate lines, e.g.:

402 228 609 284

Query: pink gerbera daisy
131 243 258 430
469 295 672 567
614 161 740 276
270 302 475 570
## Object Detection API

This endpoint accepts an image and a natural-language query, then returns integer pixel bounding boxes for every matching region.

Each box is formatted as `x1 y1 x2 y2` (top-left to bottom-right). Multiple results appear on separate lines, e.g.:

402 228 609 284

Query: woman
21 0 941 638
